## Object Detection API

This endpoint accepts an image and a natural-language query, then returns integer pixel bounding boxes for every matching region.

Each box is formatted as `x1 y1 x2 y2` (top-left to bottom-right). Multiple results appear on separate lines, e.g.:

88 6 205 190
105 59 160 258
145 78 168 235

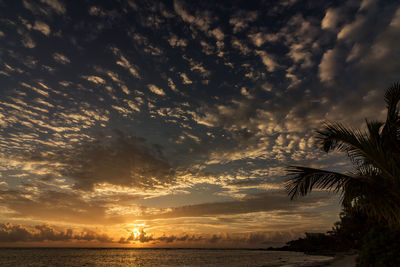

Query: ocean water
0 248 333 267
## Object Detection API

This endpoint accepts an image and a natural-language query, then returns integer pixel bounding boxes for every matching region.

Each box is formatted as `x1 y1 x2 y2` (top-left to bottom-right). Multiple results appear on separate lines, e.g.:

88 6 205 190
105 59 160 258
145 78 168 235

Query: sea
0 248 333 267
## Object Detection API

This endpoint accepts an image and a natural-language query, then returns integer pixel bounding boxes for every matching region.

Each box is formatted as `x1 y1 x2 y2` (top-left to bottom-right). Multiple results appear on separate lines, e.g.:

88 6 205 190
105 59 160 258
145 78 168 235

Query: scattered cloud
111 47 141 79
255 50 278 72
32 21 51 36
21 35 36 48
174 0 212 32
248 32 279 47
40 0 66 15
0 223 113 243
148 84 166 96
321 8 341 30
53 53 70 64
168 35 188 47
180 73 193 84
82 75 106 85
229 10 258 33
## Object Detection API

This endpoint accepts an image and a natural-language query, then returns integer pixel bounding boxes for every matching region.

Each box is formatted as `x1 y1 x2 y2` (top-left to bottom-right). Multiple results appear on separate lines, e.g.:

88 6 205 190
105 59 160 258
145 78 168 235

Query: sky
0 0 399 248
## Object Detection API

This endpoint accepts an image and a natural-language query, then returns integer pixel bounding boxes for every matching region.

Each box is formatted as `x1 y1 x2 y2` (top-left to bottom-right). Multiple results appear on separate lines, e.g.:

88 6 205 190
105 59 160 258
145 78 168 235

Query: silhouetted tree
285 83 400 227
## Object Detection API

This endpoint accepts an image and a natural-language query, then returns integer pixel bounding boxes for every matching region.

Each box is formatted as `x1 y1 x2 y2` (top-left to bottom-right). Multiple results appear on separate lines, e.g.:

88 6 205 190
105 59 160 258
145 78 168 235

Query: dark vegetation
280 83 400 266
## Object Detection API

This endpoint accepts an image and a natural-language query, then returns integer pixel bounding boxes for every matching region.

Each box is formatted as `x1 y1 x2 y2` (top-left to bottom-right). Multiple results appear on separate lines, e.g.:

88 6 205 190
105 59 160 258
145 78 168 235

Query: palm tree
285 83 400 226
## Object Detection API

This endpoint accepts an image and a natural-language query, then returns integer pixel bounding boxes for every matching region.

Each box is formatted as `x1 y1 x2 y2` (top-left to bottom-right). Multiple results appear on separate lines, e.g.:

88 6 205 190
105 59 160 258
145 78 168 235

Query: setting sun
132 229 141 239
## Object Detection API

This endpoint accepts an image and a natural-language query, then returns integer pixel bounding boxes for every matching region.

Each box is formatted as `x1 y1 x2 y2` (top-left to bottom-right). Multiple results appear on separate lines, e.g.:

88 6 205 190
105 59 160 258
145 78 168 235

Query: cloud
0 223 113 243
231 38 251 55
40 0 66 14
89 6 103 16
173 0 212 32
248 32 279 47
194 99 256 131
229 10 258 33
125 100 140 112
117 225 313 247
346 43 362 62
32 21 51 36
130 33 163 56
183 56 211 78
180 73 193 84
111 105 132 116
118 228 305 247
148 84 166 95
96 68 130 94
111 47 141 79
318 48 340 83
321 8 341 30
359 0 377 11
20 82 49 97
82 75 106 85
0 190 114 224
255 50 278 72
0 222 310 247
315 1 399 90
142 191 330 219
22 134 176 191
287 44 313 68
168 35 188 47
363 8 400 67
337 16 366 41
0 183 156 225
210 28 224 41
53 53 70 64
21 35 36 48
168 78 179 93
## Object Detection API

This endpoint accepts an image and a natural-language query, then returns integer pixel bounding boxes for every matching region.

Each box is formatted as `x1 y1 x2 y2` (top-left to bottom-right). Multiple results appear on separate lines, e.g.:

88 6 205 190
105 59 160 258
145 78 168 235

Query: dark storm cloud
0 223 113 243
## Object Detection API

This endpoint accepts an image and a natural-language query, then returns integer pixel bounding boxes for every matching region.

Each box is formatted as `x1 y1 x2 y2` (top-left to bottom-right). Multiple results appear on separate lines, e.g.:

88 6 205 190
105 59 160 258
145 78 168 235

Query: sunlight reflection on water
0 248 333 266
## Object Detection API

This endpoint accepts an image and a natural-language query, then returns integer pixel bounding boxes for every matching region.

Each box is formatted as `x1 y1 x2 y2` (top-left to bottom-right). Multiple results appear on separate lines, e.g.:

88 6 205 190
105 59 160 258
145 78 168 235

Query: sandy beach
301 252 357 267
309 253 357 267
326 254 357 267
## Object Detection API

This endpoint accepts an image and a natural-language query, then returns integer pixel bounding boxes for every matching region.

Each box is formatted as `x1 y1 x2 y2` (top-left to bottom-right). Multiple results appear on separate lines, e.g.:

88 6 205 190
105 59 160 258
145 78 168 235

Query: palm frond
365 120 384 143
382 82 400 156
316 122 367 154
285 166 354 200
316 122 394 179
384 82 400 123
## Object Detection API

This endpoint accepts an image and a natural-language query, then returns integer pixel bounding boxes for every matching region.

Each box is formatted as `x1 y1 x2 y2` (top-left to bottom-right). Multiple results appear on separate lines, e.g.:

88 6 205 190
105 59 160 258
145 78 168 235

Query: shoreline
304 252 357 267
